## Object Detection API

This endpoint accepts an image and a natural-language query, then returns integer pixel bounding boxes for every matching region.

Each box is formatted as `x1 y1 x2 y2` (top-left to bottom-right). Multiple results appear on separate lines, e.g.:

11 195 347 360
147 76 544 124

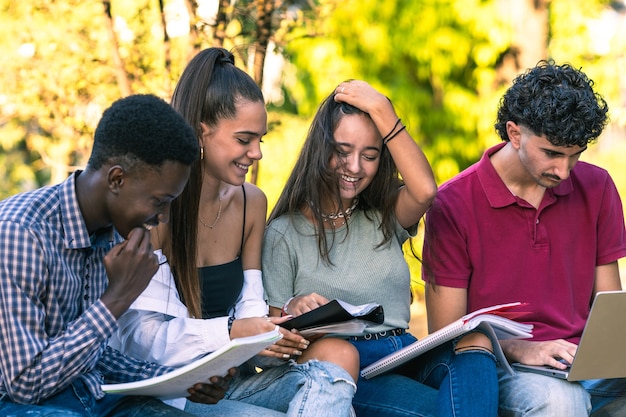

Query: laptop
512 290 626 381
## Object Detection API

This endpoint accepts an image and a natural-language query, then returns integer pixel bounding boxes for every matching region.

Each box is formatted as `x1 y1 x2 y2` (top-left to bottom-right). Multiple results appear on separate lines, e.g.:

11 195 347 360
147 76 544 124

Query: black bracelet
384 124 406 145
227 315 235 335
381 118 402 142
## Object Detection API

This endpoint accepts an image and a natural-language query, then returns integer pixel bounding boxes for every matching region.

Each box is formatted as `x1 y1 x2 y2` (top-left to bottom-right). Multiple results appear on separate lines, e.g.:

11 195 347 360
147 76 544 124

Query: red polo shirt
423 143 626 343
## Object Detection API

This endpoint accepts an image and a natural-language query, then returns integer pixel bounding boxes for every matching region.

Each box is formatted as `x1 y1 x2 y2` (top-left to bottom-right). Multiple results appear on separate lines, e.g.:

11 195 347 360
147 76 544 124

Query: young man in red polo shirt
422 60 626 416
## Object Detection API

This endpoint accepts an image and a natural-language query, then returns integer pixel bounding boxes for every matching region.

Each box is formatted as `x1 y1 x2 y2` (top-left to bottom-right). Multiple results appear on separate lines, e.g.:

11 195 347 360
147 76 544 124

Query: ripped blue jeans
351 332 498 417
217 359 356 417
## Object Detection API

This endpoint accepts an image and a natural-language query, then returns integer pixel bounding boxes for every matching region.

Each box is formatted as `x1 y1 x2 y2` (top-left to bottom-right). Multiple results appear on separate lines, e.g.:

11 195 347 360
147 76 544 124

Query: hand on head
333 80 395 118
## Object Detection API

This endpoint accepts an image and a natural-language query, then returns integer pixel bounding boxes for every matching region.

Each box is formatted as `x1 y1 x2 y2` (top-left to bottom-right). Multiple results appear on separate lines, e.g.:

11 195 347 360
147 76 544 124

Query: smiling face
509 123 586 188
107 160 191 238
329 113 382 206
200 99 267 185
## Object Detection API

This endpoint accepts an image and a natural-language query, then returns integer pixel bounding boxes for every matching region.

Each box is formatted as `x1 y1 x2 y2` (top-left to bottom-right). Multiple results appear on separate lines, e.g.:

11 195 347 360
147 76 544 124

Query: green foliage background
259 0 626 296
1 0 625 297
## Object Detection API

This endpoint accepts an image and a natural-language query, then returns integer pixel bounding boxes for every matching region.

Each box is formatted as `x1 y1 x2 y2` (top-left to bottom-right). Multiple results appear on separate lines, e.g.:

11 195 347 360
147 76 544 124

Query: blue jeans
351 333 498 417
0 379 193 416
216 359 356 417
185 398 285 416
500 367 626 416
584 378 626 416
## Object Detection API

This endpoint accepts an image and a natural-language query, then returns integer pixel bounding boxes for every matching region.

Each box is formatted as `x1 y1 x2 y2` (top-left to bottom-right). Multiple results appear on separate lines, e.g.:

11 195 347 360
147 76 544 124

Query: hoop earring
200 147 204 160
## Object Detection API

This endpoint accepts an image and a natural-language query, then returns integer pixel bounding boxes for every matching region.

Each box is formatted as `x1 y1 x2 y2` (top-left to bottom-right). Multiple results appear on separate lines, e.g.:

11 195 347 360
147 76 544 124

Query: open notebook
512 290 626 381
361 302 532 379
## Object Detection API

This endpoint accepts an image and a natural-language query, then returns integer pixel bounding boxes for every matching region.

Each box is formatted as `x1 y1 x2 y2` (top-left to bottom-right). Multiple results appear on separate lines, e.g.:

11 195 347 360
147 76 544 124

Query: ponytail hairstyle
168 48 264 318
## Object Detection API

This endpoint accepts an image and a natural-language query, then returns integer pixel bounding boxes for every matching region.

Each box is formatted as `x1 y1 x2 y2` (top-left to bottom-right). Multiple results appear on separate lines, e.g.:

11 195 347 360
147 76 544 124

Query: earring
200 147 204 160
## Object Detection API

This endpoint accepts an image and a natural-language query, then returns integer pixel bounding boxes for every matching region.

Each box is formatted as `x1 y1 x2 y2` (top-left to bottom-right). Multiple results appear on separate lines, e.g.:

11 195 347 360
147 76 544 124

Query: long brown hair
267 89 402 265
168 48 264 318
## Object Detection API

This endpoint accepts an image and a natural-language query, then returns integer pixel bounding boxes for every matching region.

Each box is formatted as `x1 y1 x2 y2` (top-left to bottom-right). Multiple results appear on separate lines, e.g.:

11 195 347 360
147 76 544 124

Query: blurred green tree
281 0 622 182
0 1 117 194
3 0 620 196
274 0 624 296
0 0 623 290
0 0 320 198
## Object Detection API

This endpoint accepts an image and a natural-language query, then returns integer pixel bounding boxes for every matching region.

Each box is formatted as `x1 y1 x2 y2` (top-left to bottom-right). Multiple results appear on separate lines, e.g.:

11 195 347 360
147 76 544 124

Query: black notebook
280 299 384 335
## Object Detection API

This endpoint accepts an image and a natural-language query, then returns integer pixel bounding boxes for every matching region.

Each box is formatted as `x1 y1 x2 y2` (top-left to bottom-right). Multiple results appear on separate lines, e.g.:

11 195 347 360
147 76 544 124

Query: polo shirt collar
476 142 574 209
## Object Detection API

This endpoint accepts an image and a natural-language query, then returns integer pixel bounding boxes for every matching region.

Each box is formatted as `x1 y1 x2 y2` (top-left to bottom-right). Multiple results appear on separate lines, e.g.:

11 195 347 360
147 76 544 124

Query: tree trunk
512 0 550 71
249 0 275 185
495 0 550 86
158 0 172 78
214 0 230 47
184 0 202 58
102 0 132 97
253 0 273 84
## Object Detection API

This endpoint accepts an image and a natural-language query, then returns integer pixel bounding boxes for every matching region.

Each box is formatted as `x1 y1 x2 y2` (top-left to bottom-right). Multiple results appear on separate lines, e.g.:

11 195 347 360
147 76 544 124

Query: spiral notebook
361 302 533 379
512 291 626 381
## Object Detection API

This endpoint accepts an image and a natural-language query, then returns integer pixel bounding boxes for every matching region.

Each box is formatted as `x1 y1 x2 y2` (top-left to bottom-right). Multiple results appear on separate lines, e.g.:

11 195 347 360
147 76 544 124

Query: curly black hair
494 60 609 147
88 94 199 171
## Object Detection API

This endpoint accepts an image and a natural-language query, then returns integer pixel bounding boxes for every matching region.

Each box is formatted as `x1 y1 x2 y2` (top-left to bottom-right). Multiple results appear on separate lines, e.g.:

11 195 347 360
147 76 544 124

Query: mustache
542 173 561 181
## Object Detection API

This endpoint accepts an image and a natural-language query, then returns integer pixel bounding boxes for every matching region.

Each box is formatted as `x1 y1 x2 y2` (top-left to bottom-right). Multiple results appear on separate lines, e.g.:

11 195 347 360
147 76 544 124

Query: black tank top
198 186 246 319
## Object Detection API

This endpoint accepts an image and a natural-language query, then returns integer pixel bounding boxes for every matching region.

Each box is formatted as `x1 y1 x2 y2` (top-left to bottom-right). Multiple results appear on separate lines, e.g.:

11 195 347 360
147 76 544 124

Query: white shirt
109 249 268 367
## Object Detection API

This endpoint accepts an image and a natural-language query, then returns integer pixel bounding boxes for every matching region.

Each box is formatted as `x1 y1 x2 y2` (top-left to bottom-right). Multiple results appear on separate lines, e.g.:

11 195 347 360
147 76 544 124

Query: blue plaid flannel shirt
0 172 173 404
